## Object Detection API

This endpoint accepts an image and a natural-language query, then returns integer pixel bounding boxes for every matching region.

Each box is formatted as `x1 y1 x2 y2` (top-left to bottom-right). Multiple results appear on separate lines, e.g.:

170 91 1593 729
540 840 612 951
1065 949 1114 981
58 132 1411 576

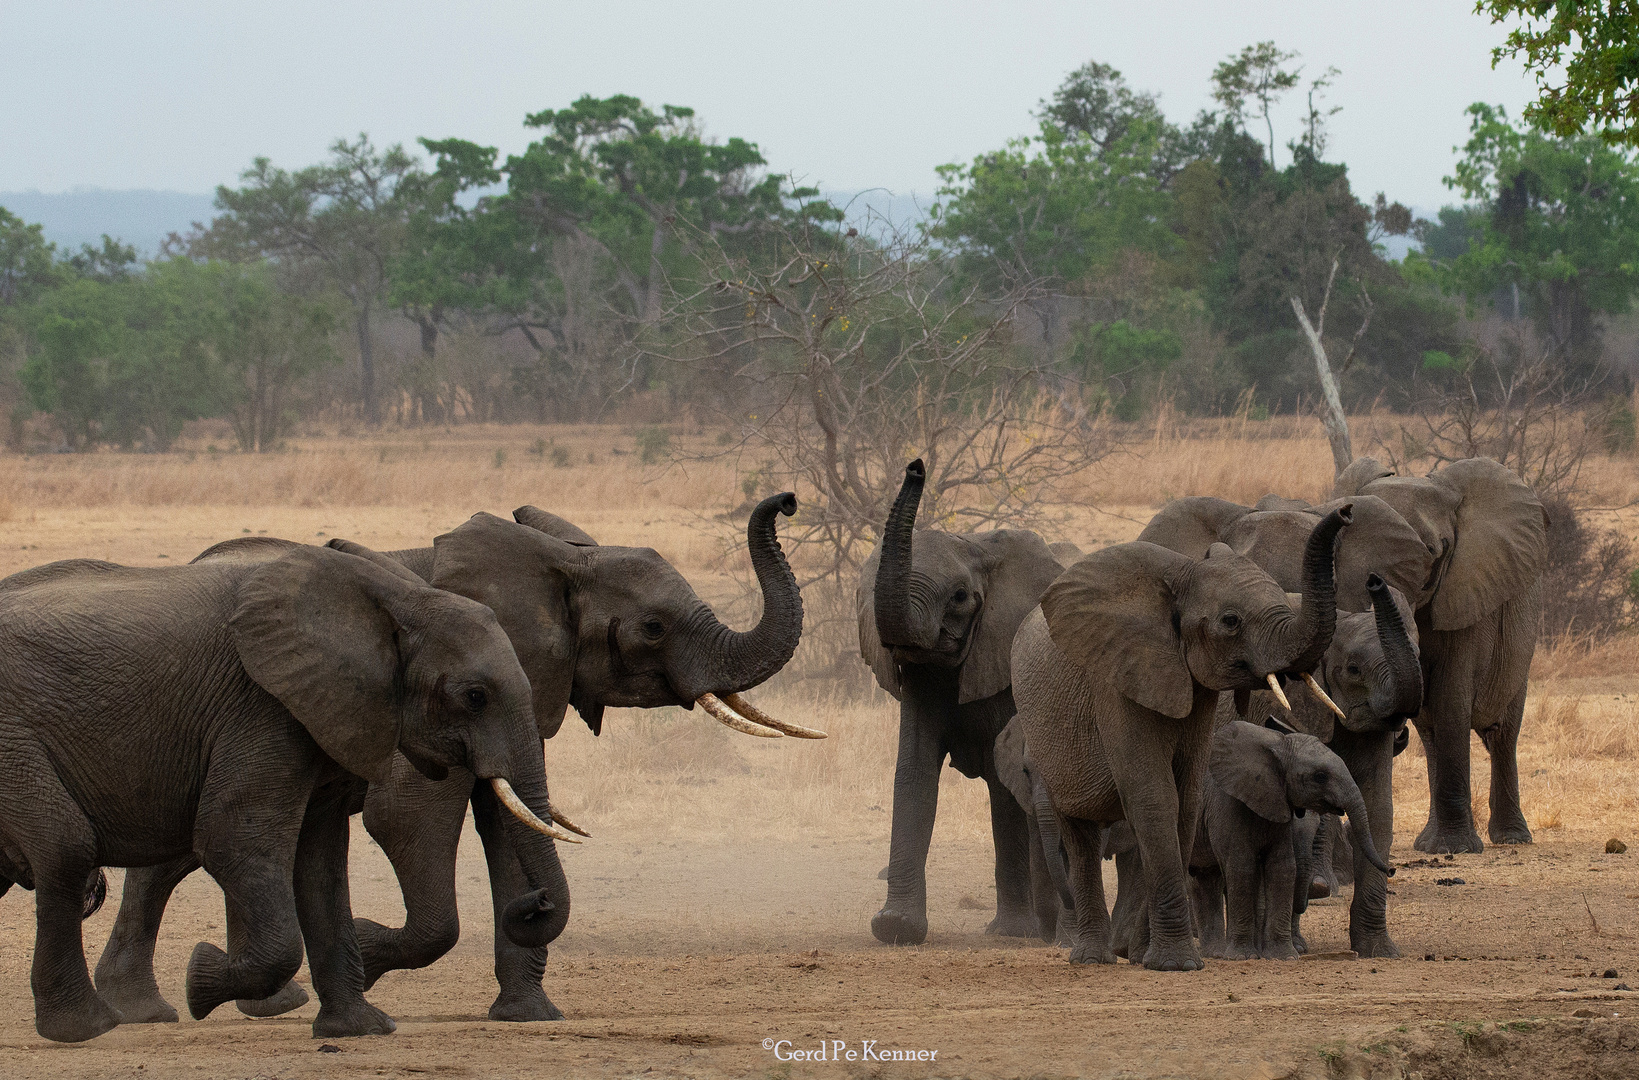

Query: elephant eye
953 588 968 604
641 618 665 639
1347 664 1361 676
1220 612 1241 631
465 686 489 712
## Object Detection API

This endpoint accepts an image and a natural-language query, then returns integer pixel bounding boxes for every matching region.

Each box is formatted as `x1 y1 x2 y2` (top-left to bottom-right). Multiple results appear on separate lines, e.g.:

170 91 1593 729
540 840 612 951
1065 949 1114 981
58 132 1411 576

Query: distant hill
0 188 217 257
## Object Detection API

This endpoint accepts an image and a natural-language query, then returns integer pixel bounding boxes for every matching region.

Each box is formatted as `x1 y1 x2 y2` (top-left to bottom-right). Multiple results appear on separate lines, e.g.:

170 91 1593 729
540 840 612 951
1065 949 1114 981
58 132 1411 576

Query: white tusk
1266 673 1292 711
721 692 827 739
697 692 782 738
1302 672 1347 721
548 800 591 838
491 778 582 843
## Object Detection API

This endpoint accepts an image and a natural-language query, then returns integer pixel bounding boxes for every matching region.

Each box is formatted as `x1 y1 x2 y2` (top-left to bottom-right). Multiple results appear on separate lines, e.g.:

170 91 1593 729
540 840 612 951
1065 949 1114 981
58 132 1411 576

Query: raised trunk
1271 505 1352 674
684 492 804 696
874 459 926 649
1367 573 1423 719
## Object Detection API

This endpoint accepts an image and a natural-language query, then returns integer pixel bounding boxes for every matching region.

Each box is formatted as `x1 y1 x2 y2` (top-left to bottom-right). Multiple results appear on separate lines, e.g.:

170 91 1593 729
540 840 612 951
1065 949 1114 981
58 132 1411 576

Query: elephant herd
0 452 1547 1043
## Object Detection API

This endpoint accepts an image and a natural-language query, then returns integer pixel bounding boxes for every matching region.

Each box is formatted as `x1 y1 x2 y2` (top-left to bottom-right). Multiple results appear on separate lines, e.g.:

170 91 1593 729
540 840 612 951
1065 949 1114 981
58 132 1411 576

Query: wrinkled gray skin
1189 721 1391 960
993 717 1072 945
859 461 1066 946
1145 497 1423 957
0 545 558 1043
1012 507 1351 970
94 495 803 1026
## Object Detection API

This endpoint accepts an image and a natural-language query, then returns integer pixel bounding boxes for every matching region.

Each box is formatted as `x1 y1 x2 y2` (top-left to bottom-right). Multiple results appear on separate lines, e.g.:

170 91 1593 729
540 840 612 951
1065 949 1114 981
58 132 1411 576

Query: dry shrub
1538 495 1638 642
1532 631 1639 680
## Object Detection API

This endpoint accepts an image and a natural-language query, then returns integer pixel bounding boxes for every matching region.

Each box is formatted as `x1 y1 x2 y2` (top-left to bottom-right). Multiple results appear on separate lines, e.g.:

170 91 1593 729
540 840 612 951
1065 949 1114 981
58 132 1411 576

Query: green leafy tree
1212 41 1303 168
1478 1 1639 147
0 208 61 308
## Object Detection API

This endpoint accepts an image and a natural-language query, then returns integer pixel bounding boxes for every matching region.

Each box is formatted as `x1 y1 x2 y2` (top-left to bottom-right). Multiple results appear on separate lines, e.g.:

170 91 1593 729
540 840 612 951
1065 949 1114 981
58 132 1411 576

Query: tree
207 135 422 423
1478 0 1639 147
0 207 60 308
1417 103 1639 375
1212 42 1303 168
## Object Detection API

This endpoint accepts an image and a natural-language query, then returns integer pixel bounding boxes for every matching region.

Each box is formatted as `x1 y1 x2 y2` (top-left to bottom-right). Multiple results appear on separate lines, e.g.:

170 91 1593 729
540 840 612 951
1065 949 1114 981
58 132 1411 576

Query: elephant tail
1030 771 1074 911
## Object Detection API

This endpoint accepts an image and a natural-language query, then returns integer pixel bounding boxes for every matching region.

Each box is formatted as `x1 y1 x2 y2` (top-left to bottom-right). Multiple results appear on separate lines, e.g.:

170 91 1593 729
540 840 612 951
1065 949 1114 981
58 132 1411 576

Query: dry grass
2 418 1635 850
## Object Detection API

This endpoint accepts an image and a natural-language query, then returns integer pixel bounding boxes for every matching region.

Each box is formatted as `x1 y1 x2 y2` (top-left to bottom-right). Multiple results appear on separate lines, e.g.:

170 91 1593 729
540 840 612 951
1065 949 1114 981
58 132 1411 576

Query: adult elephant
95 494 809 1025
858 460 1066 945
1144 455 1547 853
1140 497 1425 956
0 545 566 1042
1012 507 1351 969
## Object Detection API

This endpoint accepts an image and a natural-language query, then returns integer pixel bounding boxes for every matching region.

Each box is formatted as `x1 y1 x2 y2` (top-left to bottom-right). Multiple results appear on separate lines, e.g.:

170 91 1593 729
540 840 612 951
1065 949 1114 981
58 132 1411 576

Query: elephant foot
1488 818 1533 846
984 910 1040 938
35 993 121 1044
1352 932 1401 959
488 988 565 1022
95 976 178 1025
1262 943 1300 961
1142 939 1205 971
184 942 234 1020
1068 940 1117 964
236 980 310 1017
871 907 928 946
1292 931 1309 955
1413 824 1484 854
312 999 396 1039
1308 876 1331 900
1219 944 1259 961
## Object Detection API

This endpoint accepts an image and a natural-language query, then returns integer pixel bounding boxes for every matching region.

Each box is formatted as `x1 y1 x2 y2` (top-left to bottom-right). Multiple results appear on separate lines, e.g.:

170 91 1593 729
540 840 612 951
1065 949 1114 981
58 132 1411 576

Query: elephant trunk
689 492 805 695
1337 784 1393 878
1032 773 1073 911
1367 573 1423 720
1271 505 1352 674
486 731 572 949
874 459 926 649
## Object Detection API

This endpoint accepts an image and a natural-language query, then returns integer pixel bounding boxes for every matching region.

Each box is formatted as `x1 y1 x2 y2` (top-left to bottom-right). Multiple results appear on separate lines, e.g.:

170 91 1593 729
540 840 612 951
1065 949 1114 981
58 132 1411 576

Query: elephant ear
1209 721 1291 823
1137 496 1252 557
325 537 428 586
1254 493 1312 512
992 717 1034 813
959 529 1066 704
513 505 598 546
1333 456 1395 497
1309 495 1431 612
856 545 903 700
192 536 303 565
231 546 420 783
1048 540 1085 568
432 512 579 739
1040 541 1193 719
1221 510 1315 592
1425 458 1548 631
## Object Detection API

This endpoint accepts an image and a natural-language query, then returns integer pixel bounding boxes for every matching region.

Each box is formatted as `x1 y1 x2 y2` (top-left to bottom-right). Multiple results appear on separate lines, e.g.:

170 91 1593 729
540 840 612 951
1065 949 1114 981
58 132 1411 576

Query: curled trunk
1339 786 1393 877
1272 505 1352 674
491 738 572 949
686 492 805 696
1367 573 1423 719
874 460 927 649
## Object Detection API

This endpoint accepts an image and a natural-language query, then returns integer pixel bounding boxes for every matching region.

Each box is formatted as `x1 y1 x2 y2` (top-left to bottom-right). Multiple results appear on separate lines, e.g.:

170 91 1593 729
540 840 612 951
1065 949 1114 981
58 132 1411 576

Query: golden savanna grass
1 415 1635 852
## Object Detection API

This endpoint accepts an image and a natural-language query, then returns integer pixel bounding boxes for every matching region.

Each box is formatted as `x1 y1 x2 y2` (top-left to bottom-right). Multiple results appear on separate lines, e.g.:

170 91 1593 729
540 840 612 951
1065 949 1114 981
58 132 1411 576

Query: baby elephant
1194 720 1392 959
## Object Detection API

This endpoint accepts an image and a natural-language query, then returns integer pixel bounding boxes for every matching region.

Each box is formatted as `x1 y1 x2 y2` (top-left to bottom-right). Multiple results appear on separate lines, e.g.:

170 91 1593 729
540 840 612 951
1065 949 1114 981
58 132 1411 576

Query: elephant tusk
721 692 827 739
1266 673 1292 711
491 778 582 844
1302 672 1347 721
548 800 591 838
696 692 783 738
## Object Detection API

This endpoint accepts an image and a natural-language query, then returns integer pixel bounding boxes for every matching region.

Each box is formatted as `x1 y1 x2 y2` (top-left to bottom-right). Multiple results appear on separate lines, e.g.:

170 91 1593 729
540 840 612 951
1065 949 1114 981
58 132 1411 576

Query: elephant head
1210 720 1393 876
429 492 806 739
231 543 577 949
1309 573 1423 739
859 460 1066 703
1333 456 1548 630
1039 507 1353 719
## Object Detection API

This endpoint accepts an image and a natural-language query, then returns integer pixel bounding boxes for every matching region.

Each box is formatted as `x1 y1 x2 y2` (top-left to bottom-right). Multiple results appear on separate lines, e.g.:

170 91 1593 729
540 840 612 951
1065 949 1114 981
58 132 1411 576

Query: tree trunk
1290 295 1352 478
356 300 378 425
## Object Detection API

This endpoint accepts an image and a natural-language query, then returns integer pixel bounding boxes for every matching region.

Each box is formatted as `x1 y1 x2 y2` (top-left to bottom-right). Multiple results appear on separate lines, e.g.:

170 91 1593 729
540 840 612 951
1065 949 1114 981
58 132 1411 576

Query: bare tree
659 218 1118 582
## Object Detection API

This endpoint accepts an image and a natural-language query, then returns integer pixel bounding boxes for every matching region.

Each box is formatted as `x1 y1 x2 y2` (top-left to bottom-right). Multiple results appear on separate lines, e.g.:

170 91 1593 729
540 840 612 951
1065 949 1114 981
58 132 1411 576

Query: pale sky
2 1 1540 212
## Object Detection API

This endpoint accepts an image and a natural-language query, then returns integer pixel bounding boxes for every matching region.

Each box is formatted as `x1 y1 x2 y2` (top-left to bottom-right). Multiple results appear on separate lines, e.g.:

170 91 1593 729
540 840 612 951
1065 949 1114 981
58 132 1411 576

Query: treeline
2 43 1637 452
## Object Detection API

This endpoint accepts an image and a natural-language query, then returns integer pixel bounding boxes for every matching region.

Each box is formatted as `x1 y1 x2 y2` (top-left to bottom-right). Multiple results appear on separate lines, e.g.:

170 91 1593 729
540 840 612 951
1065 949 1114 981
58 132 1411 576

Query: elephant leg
1126 790 1204 971
94 856 199 1023
1309 818 1336 897
1414 637 1484 853
1261 845 1298 960
1482 688 1532 845
1220 851 1261 960
183 850 305 1025
1025 815 1058 944
353 774 469 990
872 688 946 946
292 784 395 1039
1109 843 1148 960
1060 816 1114 964
983 773 1036 937
1190 866 1226 958
1335 730 1400 958
471 783 562 1022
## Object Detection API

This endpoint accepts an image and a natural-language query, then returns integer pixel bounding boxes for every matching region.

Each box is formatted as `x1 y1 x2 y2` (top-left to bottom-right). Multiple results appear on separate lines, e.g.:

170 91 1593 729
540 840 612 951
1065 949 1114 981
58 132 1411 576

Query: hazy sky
3 1 1540 211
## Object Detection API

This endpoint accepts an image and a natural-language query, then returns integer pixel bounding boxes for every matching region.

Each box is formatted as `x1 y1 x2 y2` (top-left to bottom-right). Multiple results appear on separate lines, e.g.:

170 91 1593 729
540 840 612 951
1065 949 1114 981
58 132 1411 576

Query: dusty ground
1 426 1636 1078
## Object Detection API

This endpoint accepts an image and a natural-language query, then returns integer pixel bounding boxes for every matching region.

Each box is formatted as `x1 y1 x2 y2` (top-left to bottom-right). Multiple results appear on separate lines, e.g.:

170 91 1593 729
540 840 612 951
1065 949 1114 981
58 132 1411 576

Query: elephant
1011 505 1352 970
1139 455 1545 855
858 460 1067 945
92 493 808 1025
0 544 568 1043
1189 720 1392 960
993 717 1072 945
